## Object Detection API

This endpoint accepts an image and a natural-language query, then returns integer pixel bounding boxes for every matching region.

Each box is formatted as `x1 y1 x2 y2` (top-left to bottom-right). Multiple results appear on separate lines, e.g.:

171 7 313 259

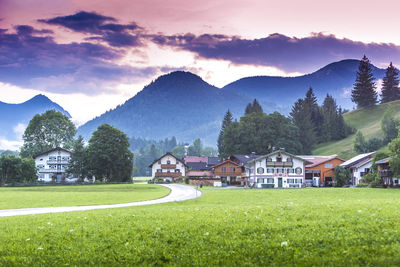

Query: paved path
0 184 201 217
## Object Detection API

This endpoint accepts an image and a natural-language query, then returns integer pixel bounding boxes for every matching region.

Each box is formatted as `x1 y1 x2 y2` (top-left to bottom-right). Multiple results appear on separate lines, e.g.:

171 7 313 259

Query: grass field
313 100 400 159
0 184 170 209
132 176 152 181
1 187 400 265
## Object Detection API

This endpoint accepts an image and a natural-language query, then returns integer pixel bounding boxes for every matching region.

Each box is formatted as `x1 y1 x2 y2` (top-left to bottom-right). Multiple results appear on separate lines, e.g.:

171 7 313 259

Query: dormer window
276 155 282 162
167 160 171 164
287 157 292 162
267 157 272 162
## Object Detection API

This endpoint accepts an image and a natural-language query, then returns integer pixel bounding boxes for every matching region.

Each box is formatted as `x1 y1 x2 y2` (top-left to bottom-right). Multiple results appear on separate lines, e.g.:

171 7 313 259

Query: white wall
352 161 373 185
34 150 71 182
151 154 186 179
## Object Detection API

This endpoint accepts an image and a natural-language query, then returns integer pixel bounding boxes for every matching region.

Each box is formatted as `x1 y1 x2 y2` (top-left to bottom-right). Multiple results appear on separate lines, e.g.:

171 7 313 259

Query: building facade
34 147 71 182
245 150 310 188
149 152 186 182
300 155 345 187
340 152 375 185
211 160 242 185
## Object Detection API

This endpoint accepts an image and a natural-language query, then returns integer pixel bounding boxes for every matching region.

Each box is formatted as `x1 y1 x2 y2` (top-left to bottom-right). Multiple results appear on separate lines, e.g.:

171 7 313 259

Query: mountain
0 94 71 140
222 59 386 113
78 71 251 145
78 59 387 146
312 100 400 159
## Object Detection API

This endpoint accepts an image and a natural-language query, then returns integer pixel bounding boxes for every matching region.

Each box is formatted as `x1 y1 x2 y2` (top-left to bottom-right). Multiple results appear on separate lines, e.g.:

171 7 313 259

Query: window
167 160 171 164
296 179 302 183
158 161 161 164
267 168 274 173
267 157 272 162
230 167 235 172
324 163 333 168
175 169 180 173
257 167 264 174
295 167 302 174
167 170 170 173
157 169 162 172
287 168 294 174
276 155 282 162
222 167 226 172
287 157 292 162
265 178 274 183
276 168 284 173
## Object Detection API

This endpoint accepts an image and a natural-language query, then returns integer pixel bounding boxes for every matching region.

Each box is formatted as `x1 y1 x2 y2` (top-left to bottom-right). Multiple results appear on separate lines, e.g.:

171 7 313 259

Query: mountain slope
312 100 400 159
78 71 251 145
222 59 386 113
0 94 71 140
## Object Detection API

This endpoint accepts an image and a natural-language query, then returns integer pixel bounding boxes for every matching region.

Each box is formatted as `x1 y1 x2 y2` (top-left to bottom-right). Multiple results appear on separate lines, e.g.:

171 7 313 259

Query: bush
184 176 189 184
362 173 376 184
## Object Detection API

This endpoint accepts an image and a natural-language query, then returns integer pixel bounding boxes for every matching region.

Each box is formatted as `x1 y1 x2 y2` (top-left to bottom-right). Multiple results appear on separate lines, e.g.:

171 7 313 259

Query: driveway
0 184 201 217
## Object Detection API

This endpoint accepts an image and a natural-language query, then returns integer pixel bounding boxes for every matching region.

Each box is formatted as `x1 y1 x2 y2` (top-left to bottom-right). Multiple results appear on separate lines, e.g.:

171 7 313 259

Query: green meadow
0 184 169 209
1 187 400 265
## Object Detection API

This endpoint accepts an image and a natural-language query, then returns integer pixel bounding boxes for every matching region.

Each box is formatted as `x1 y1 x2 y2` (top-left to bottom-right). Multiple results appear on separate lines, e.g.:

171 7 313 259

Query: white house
245 149 311 188
340 152 375 185
149 152 187 182
34 147 72 182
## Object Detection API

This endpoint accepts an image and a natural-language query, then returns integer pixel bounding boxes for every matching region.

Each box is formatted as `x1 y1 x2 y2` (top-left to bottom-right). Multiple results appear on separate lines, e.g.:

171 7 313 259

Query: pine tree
290 98 316 154
217 110 233 157
381 62 400 103
245 99 263 114
321 95 339 141
67 136 88 179
304 87 323 141
351 55 377 108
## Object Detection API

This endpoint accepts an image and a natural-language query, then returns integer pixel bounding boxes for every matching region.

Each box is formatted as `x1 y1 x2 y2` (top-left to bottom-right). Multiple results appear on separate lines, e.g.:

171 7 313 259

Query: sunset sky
1 0 400 127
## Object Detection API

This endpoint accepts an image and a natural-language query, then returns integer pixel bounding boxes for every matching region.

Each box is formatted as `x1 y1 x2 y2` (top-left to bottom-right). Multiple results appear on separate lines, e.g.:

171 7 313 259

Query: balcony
379 170 393 177
47 160 69 164
161 164 176 169
214 171 241 177
38 168 66 173
155 172 182 178
266 161 293 167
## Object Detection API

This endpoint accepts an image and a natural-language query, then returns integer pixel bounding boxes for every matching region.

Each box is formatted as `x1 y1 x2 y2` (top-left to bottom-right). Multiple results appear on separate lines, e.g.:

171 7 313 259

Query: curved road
0 184 202 217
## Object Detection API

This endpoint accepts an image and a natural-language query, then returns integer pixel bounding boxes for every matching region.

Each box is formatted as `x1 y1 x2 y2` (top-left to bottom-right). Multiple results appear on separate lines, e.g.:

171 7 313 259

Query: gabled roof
230 154 262 165
184 156 208 163
149 152 187 168
186 162 209 171
375 157 391 165
33 147 71 158
299 155 345 168
211 159 240 168
207 157 222 166
187 170 213 177
340 152 376 168
246 149 312 165
353 157 373 168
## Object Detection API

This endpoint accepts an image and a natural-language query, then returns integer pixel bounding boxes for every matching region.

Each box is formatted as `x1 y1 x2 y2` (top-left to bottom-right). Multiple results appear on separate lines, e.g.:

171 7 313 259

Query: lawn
0 184 170 209
132 176 152 181
1 187 400 265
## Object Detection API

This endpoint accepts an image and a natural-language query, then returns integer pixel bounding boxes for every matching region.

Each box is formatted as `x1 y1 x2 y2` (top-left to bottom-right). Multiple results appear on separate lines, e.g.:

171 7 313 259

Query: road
0 184 201 217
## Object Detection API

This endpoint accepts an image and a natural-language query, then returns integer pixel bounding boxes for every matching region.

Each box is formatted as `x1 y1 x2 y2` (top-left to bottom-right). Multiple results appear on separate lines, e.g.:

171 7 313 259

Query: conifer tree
351 55 377 108
381 62 400 103
245 99 263 114
290 98 316 154
217 110 233 157
304 87 323 141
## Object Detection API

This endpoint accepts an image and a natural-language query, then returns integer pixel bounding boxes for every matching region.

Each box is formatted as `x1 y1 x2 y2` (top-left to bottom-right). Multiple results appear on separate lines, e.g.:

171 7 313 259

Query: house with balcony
229 153 261 186
149 152 187 182
244 149 311 188
300 155 345 187
210 160 242 185
34 147 71 182
375 157 400 186
340 152 375 186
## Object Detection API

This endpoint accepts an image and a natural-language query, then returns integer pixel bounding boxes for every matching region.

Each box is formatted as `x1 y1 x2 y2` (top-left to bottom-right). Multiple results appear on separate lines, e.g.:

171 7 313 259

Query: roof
375 157 391 165
187 171 213 177
186 162 209 171
149 152 186 168
33 147 71 158
340 152 376 168
246 149 312 165
230 154 262 165
207 157 222 166
211 159 240 168
353 157 373 168
184 156 208 163
299 155 345 168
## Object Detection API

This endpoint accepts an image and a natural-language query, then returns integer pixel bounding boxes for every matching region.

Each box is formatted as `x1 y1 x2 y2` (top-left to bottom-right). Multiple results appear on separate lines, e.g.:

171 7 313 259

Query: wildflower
204 232 209 236
38 247 43 250
69 229 74 233
26 238 30 241
357 210 362 213
281 241 288 247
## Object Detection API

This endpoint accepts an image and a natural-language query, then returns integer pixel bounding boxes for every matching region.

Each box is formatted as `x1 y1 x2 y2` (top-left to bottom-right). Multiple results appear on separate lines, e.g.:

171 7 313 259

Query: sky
1 0 400 138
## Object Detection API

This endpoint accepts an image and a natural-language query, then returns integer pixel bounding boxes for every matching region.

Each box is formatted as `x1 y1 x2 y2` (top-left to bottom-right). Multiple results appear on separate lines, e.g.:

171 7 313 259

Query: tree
187 138 203 156
20 110 76 158
217 110 233 158
245 99 263 115
381 62 400 103
290 98 316 154
321 95 338 141
87 124 133 182
389 128 400 185
202 147 218 157
304 87 323 139
0 155 36 185
334 166 350 187
67 136 88 179
354 131 367 153
351 55 377 108
381 105 399 143
172 146 186 159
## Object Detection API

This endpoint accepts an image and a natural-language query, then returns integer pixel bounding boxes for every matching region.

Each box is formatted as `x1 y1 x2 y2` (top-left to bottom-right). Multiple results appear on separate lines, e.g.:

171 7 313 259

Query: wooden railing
161 164 176 169
155 172 182 177
266 162 293 167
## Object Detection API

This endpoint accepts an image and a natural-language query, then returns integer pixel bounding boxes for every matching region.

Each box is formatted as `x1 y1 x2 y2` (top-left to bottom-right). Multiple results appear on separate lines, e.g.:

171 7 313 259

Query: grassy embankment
1 188 400 265
313 100 400 159
0 184 169 209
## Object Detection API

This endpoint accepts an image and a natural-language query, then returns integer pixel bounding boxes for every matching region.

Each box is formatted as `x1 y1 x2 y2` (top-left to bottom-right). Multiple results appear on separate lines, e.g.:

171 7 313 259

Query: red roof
187 171 213 177
184 156 208 163
303 156 344 168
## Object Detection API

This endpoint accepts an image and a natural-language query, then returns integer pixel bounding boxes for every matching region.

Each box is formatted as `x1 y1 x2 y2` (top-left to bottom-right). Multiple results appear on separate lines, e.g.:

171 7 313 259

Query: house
211 160 242 185
244 149 311 188
229 153 261 185
300 155 345 187
34 147 71 182
375 157 400 186
340 152 375 185
149 152 187 182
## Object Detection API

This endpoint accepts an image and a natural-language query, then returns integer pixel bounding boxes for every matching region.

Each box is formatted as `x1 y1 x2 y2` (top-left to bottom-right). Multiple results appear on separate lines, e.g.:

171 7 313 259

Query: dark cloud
39 11 143 47
152 32 400 73
0 24 155 94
